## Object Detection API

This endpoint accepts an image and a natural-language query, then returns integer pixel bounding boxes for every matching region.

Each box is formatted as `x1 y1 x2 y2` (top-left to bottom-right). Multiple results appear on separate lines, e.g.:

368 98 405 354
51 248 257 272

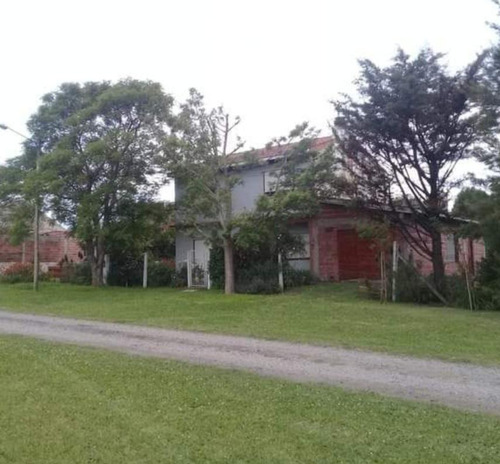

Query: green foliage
235 261 281 294
108 256 176 288
395 260 435 305
394 259 472 309
0 162 36 245
0 263 48 284
147 261 175 287
107 253 142 287
106 202 175 260
164 89 242 243
60 262 92 285
207 247 225 289
105 201 175 287
172 264 188 288
475 252 500 310
163 89 244 293
209 245 315 294
334 48 485 295
27 79 174 286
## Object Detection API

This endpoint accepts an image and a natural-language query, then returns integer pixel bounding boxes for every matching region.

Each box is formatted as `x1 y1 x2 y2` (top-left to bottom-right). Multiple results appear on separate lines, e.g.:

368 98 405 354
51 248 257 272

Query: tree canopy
28 79 174 285
333 48 484 295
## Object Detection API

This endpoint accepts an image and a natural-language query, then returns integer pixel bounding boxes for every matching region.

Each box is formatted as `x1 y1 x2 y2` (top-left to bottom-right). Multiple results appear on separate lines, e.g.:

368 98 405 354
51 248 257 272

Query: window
445 234 456 263
288 233 310 260
263 170 280 193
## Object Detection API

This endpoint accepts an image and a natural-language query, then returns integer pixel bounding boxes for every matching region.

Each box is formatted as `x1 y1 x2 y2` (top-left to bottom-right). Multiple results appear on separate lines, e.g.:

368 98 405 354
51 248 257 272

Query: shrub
172 264 188 288
284 267 316 287
395 260 436 304
60 262 92 285
147 261 175 287
236 261 281 294
473 252 500 310
1 263 35 283
209 246 315 294
108 254 142 287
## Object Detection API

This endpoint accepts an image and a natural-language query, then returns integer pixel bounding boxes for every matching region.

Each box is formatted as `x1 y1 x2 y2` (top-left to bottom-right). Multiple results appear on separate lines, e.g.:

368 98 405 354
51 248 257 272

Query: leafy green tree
106 201 175 286
28 79 173 286
333 48 484 296
164 89 243 294
106 200 175 265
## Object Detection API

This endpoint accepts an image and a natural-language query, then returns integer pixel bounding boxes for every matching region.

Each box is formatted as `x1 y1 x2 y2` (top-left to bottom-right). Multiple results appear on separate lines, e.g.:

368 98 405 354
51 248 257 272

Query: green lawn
1 282 500 365
0 336 499 464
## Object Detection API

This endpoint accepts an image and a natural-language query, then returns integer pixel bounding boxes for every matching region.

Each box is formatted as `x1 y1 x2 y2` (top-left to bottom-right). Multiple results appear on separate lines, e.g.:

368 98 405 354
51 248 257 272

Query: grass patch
1 282 500 365
0 336 499 463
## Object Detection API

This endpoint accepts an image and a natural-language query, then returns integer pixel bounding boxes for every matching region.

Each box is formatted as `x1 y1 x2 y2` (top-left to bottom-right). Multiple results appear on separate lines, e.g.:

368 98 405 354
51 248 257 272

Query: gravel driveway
1 309 499 415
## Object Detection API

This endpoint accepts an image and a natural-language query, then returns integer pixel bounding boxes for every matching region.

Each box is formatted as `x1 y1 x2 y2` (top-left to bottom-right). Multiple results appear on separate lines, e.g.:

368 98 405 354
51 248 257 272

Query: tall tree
28 79 173 286
165 89 243 294
333 48 483 295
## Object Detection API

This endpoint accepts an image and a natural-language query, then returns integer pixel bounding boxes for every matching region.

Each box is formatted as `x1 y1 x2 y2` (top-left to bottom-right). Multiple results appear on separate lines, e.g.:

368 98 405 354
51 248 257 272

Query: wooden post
392 241 398 302
187 251 193 288
143 252 148 289
206 249 211 290
278 252 284 293
33 168 40 291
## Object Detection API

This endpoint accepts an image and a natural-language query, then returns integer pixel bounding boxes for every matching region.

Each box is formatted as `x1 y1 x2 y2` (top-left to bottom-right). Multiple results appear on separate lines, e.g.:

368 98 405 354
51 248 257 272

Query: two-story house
175 136 485 285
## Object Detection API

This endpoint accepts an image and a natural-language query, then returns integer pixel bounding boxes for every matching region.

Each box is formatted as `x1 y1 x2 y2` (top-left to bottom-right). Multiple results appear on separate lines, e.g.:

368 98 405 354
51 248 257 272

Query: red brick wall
0 231 83 272
309 204 486 281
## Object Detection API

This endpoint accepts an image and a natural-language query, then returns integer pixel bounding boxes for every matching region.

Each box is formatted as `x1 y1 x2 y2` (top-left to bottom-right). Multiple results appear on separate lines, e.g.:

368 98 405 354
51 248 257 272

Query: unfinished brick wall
0 231 83 273
308 204 486 282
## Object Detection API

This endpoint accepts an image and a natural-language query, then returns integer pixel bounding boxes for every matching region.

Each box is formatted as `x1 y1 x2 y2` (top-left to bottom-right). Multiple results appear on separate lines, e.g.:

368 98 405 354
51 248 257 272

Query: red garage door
337 229 380 280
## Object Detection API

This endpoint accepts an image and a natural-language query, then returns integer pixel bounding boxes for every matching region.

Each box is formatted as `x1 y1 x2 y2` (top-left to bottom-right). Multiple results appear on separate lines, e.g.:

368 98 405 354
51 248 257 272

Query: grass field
1 336 499 463
1 282 500 365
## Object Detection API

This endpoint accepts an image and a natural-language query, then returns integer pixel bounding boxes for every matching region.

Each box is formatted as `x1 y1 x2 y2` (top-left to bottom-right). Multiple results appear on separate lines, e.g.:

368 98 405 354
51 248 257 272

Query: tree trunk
430 230 446 298
223 236 235 294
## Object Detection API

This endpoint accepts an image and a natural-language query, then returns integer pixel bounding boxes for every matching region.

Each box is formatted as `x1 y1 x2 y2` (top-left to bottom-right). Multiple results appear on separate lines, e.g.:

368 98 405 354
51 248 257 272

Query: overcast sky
1 0 498 198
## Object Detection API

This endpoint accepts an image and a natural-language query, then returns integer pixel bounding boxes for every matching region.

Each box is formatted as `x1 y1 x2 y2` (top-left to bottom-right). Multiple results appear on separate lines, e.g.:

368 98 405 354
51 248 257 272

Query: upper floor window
444 234 457 263
263 170 280 193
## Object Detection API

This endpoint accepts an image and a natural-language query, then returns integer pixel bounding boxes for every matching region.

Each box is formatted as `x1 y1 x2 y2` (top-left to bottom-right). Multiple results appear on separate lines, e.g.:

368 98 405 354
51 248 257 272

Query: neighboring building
0 216 83 276
175 136 485 283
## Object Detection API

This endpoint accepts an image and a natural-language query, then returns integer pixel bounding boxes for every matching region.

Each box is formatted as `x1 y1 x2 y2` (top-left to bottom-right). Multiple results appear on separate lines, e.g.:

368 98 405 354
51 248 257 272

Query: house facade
175 137 485 282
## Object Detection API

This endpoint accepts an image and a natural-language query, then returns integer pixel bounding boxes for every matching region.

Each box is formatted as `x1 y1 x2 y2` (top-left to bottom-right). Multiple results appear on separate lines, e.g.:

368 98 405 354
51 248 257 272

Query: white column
392 241 398 302
143 252 148 289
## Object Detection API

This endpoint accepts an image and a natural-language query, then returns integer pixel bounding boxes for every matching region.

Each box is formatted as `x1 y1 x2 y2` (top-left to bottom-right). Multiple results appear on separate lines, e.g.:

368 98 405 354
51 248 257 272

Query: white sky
1 0 498 200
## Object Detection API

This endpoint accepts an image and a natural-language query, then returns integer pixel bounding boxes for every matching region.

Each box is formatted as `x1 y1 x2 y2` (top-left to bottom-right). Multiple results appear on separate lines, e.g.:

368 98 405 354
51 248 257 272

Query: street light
0 123 41 291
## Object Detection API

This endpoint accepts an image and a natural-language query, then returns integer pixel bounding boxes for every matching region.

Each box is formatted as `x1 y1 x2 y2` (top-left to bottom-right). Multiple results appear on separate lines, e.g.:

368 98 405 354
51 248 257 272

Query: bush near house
108 255 180 287
60 262 92 286
209 247 316 294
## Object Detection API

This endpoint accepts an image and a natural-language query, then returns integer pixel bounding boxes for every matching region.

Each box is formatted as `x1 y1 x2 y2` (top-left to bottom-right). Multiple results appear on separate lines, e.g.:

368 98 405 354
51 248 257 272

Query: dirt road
1 309 499 414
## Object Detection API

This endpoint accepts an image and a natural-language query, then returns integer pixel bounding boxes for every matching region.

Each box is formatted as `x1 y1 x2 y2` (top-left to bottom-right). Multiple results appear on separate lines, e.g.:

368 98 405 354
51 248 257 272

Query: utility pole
0 124 41 291
33 154 40 291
